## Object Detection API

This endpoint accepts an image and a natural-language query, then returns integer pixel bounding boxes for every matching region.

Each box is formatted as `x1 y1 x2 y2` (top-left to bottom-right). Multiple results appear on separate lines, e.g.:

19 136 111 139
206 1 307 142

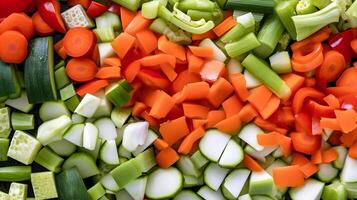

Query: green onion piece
60 84 76 101
242 53 291 100
105 80 132 107
9 182 28 200
0 138 9 161
269 51 292 74
178 0 216 12
225 0 275 14
292 2 341 41
55 67 70 90
31 172 58 199
65 95 80 112
11 112 34 130
187 10 213 21
0 107 11 138
220 12 255 43
111 0 140 11
93 27 116 43
54 60 65 70
253 15 285 58
142 1 160 19
88 183 106 200
34 147 64 173
275 0 298 40
0 166 31 182
296 0 317 14
225 33 261 58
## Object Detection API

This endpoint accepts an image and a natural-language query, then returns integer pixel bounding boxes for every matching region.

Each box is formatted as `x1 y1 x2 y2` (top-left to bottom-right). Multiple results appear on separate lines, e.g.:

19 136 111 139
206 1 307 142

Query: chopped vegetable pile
0 0 357 199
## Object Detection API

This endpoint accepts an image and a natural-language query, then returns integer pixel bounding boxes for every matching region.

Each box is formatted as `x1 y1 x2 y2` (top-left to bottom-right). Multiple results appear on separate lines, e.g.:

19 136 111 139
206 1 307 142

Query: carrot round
291 46 323 72
66 58 98 82
0 12 35 40
0 30 28 64
351 39 357 54
273 165 305 187
63 27 95 57
95 67 121 80
337 67 357 88
76 79 109 96
32 12 55 36
317 50 346 82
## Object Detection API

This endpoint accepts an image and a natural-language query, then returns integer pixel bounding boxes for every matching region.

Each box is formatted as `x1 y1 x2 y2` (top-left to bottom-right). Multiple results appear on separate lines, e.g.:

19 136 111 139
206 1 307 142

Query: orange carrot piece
183 103 210 119
175 81 210 103
317 50 346 82
192 119 207 130
320 118 341 131
76 79 109 96
0 13 35 40
149 90 175 119
159 116 190 146
299 162 319 178
140 54 176 68
349 140 357 159
276 134 292 157
32 12 54 36
214 114 241 134
125 12 151 35
103 57 121 67
63 27 95 58
188 55 204 74
136 29 157 55
171 70 201 93
0 30 28 64
154 138 169 151
213 16 236 37
292 87 325 114
259 95 281 120
66 58 98 82
178 127 205 155
239 104 258 124
247 85 273 112
206 110 226 128
191 30 217 40
158 35 186 61
335 109 357 133
291 27 331 52
337 67 357 88
291 43 323 72
322 148 338 163
123 60 141 83
208 77 234 108
200 60 225 83
230 73 249 102
257 132 278 147
141 110 159 129
311 148 322 164
282 73 305 95
140 88 160 107
327 87 357 97
273 165 305 187
132 101 147 117
120 7 136 31
95 67 121 80
304 78 316 88
160 63 177 81
111 32 136 59
156 147 180 168
243 154 263 172
323 94 340 109
188 46 213 58
56 47 68 60
340 128 357 147
291 153 309 166
222 95 243 117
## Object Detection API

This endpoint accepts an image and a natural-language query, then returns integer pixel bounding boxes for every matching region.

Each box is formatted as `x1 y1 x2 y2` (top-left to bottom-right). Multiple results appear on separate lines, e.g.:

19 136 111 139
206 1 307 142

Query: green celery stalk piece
0 138 9 161
0 166 31 182
34 147 64 173
110 159 142 188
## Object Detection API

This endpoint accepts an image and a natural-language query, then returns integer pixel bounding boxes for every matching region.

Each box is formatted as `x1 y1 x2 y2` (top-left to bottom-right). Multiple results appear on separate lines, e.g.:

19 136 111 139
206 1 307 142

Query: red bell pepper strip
328 30 353 63
86 1 108 18
38 0 66 33
108 3 121 15
0 0 33 18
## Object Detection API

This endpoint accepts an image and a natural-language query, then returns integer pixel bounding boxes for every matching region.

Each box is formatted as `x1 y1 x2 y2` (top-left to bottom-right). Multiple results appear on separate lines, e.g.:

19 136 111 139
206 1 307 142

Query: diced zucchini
100 140 120 165
94 117 117 140
219 139 244 168
5 90 34 113
75 94 101 118
111 107 132 128
191 150 209 169
183 175 204 188
177 156 201 177
289 179 324 200
54 66 70 89
9 182 28 200
83 122 99 151
34 147 64 173
31 172 58 199
333 145 347 169
132 129 158 156
60 84 76 101
0 107 11 138
134 148 157 173
39 101 70 122
101 174 120 192
124 176 147 200
341 155 357 182
316 163 338 183
122 121 149 152
204 163 230 191
11 112 34 130
37 115 72 145
7 130 42 165
199 129 231 162
63 152 100 178
88 183 106 200
174 190 202 200
197 186 225 200
48 139 77 157
239 123 265 151
61 4 94 28
64 124 84 147
223 169 250 199
0 138 9 161
93 91 113 118
56 168 89 200
249 170 274 196
110 159 142 188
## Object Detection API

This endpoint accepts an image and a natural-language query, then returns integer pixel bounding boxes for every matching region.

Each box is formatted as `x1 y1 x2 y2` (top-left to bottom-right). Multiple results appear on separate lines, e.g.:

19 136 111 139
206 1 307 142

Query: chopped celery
54 66 70 90
233 10 264 23
269 51 292 74
111 107 132 128
142 1 160 19
110 159 142 188
54 60 65 70
105 80 132 107
242 54 291 100
37 115 72 145
0 138 9 161
34 147 64 173
9 182 28 200
178 0 216 12
31 172 58 199
88 183 106 200
275 0 298 40
0 107 11 138
296 0 317 14
112 0 141 11
276 32 291 51
346 0 357 27
254 15 284 58
0 166 31 182
63 152 100 178
96 12 121 31
292 2 341 41
134 148 157 173
94 27 116 43
11 112 34 130
312 0 331 8
225 33 261 58
60 84 76 101
220 13 255 43
149 18 192 45
225 0 276 14
65 95 80 112
187 10 213 21
61 4 94 28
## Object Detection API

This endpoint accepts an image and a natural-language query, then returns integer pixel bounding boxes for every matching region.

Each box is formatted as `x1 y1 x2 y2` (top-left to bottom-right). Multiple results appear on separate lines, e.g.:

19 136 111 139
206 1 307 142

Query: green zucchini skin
24 36 57 104
0 61 21 99
55 167 90 200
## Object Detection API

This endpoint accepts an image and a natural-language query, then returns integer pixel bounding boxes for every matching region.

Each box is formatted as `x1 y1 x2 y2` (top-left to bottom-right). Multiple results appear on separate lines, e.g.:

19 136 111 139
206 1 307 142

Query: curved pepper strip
38 0 66 33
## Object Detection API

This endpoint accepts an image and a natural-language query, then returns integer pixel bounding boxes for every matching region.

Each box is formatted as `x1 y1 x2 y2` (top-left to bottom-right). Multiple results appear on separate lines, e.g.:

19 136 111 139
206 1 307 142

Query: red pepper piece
86 1 108 18
107 3 121 15
0 0 33 18
38 0 66 33
328 30 353 64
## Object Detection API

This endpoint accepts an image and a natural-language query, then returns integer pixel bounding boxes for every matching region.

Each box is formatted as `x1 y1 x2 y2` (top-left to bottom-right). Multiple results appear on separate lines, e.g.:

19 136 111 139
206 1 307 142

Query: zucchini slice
101 174 120 192
111 107 132 128
204 163 229 191
218 139 244 168
31 172 58 199
289 179 324 200
0 61 21 99
37 115 72 145
177 156 201 177
88 182 106 200
197 185 225 200
56 168 89 200
64 124 84 147
48 139 77 157
134 148 157 173
223 169 250 199
238 123 265 151
100 140 120 165
124 176 147 200
183 175 204 188
62 152 99 178
95 117 117 140
82 122 99 151
316 163 338 183
249 170 274 196
75 94 101 118
199 129 231 162
174 190 202 200
5 90 34 113
132 129 158 156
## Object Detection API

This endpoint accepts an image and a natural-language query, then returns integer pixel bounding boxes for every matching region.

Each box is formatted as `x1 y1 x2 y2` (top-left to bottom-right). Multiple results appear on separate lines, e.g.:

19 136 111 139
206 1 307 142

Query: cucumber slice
341 155 357 182
100 140 120 165
191 150 209 169
0 107 11 138
0 62 21 99
5 90 34 113
134 148 157 173
34 147 64 173
244 70 262 89
119 143 132 158
322 180 347 200
199 38 227 62
88 183 106 200
245 145 278 162
174 190 202 200
93 91 113 118
116 190 134 200
31 172 58 199
132 129 158 156
98 43 116 66
9 182 28 200
183 175 204 188
110 159 142 188
7 130 42 165
249 170 274 196
289 179 324 200
316 163 338 182
177 156 201 177
64 124 84 147
219 139 244 168
48 139 76 157
62 152 99 178
227 59 243 75
269 51 292 74
238 123 265 151
111 107 132 128
223 169 250 199
56 168 89 200
37 115 72 145
197 186 225 200
239 194 252 200
333 145 347 169
83 122 99 151
204 163 230 191
61 4 94 28
146 167 183 199
94 118 117 140
72 113 85 124
122 121 149 152
101 174 120 192
199 129 231 162
124 176 147 200
75 94 101 118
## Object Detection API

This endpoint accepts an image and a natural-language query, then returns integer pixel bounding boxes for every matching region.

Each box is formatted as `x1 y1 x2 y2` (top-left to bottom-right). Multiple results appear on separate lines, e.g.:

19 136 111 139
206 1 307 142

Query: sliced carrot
304 78 316 88
311 148 322 164
351 39 357 54
230 73 250 102
334 109 357 133
171 70 201 93
103 57 121 67
254 117 277 132
120 7 136 31
111 32 136 59
140 54 176 68
159 116 190 146
200 60 225 83
0 13 34 40
320 118 341 131
317 50 346 82
337 67 357 88
154 138 169 151
132 101 147 117
328 131 342 146
188 46 213 58
259 95 280 120
32 12 54 36
175 81 210 103
322 148 338 163
160 63 177 81
136 29 157 55
139 88 159 107
149 90 175 119
340 128 357 147
291 47 323 72
67 0 91 8
214 114 241 134
123 60 141 83
276 134 292 157
158 35 186 61
125 12 151 35
213 16 236 37
90 44 100 65
0 30 28 64
63 27 95 58
66 58 98 82
178 127 205 155
188 55 204 74
56 47 68 60
247 85 273 112
206 110 226 128
192 119 207 130
257 132 278 147
281 73 305 95
95 66 121 80
183 103 210 119
273 165 305 187
349 140 357 159
326 87 357 97
239 104 258 124
191 30 217 40
292 42 322 63
291 27 331 52
76 79 109 96
156 147 180 168
243 154 263 172
291 153 309 166
323 94 340 109
292 87 325 114
222 95 243 118
208 77 234 108
299 162 319 178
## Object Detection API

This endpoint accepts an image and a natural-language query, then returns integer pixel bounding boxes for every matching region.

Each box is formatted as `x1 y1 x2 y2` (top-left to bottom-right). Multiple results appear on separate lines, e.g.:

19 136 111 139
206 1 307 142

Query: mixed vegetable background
0 0 357 199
